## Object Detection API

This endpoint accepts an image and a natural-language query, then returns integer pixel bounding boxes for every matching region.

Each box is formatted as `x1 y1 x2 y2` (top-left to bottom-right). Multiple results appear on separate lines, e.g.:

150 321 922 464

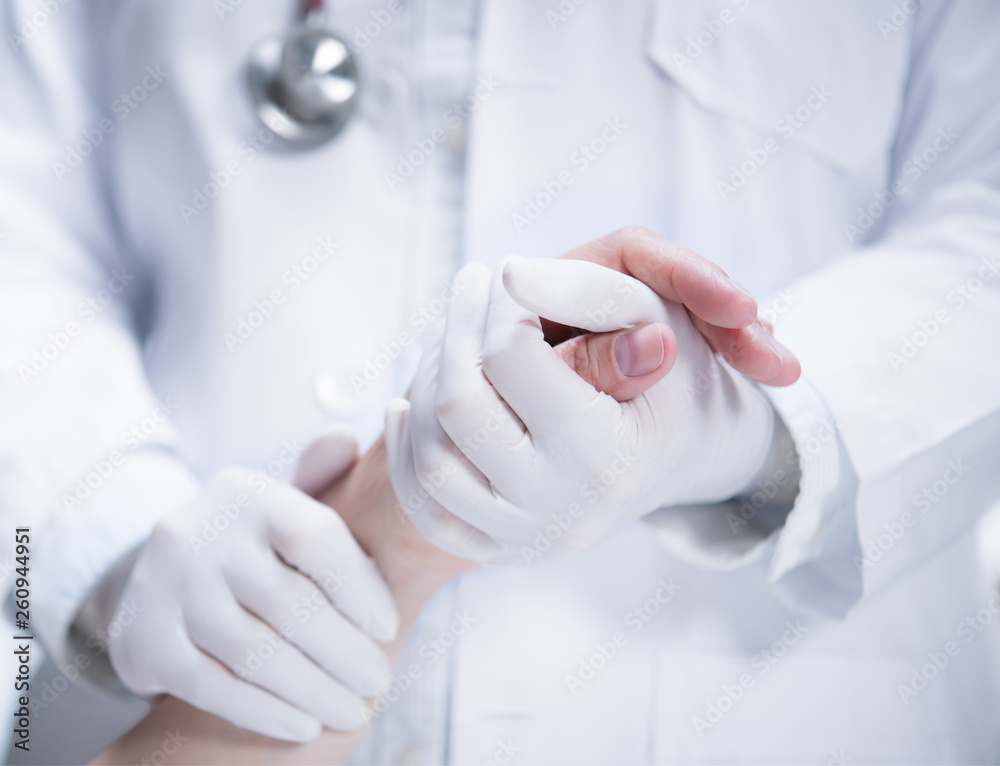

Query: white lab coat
2 0 1000 762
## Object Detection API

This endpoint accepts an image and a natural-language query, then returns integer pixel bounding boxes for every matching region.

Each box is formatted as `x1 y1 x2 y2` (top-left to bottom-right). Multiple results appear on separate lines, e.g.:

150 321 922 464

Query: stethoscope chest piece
247 26 359 147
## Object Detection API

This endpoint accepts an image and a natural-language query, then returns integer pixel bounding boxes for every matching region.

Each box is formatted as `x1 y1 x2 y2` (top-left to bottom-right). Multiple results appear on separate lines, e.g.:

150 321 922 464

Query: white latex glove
294 423 363 498
109 429 399 742
385 257 776 562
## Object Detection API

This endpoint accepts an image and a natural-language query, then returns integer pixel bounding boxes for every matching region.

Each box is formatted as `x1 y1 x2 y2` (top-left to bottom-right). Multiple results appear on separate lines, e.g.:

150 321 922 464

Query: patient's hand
560 226 800 386
385 257 787 564
91 436 473 766
92 231 797 764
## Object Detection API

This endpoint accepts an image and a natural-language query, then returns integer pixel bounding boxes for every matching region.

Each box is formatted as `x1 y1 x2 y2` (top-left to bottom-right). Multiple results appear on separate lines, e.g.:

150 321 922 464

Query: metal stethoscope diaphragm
246 0 359 147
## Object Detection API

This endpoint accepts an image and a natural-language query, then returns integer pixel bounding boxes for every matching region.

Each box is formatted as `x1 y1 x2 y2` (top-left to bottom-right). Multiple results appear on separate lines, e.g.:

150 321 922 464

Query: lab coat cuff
762 376 863 619
644 376 862 619
33 448 201 667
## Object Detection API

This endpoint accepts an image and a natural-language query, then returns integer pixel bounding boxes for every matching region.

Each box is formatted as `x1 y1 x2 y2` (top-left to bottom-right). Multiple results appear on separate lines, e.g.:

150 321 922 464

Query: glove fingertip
278 713 323 743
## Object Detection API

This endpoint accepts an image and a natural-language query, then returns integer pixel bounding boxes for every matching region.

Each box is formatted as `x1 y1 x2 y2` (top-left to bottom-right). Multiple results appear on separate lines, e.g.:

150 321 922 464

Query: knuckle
573 337 608 388
725 328 748 359
275 534 316 567
279 568 325 608
278 520 343 570
276 494 345 537
617 224 654 244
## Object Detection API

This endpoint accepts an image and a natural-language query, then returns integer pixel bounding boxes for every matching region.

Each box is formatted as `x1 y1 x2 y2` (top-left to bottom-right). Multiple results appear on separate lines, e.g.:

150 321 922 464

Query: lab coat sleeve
0 1 201 663
646 0 1000 618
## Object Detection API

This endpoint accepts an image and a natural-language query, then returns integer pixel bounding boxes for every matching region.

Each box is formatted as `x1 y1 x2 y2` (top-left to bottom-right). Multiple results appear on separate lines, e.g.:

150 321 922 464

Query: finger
224 549 391 698
165 640 323 742
183 583 369 732
483 257 622 436
752 321 801 385
434 263 534 501
502 257 672 332
293 424 359 497
691 317 801 385
558 229 801 384
504 256 800 387
384 398 509 561
503 257 679 400
262 485 399 643
406 315 538 542
553 323 677 403
560 225 757 329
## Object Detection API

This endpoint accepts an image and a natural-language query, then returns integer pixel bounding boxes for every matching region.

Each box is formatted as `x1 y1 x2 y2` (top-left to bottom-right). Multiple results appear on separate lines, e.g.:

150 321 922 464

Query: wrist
320 435 476 617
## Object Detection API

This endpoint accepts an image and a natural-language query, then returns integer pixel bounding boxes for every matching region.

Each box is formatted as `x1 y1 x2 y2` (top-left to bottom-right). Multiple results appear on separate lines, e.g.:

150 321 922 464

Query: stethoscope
246 0 359 147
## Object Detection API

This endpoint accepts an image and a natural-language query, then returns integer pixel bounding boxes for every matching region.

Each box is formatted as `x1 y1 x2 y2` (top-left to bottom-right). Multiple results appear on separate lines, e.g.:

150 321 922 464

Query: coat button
361 68 407 126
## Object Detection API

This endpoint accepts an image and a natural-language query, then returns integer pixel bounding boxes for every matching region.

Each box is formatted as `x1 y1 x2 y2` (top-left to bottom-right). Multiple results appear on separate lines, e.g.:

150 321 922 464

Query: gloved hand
385 257 776 562
108 427 399 742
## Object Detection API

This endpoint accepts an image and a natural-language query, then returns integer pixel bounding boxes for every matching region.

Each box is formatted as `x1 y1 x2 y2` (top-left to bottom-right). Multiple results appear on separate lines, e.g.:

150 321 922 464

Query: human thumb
553 322 676 402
